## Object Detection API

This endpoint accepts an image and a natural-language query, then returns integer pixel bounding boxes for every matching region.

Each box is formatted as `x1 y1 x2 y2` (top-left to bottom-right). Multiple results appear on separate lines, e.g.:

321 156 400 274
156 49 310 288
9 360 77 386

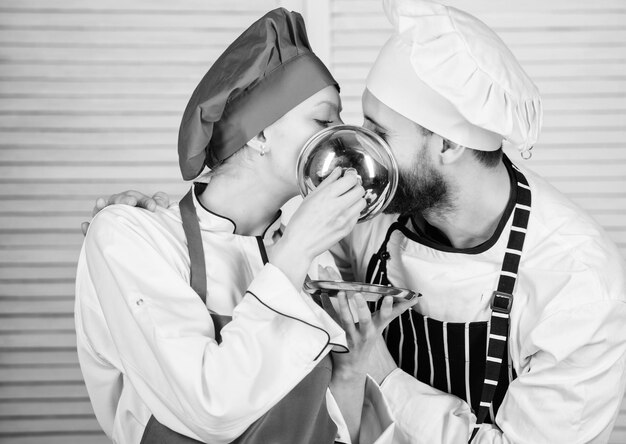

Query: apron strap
180 186 231 342
365 214 409 286
180 188 208 304
470 164 531 441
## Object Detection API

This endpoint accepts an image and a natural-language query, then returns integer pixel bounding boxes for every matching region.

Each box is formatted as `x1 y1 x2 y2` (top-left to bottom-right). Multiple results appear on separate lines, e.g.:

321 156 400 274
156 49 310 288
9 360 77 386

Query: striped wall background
0 0 624 442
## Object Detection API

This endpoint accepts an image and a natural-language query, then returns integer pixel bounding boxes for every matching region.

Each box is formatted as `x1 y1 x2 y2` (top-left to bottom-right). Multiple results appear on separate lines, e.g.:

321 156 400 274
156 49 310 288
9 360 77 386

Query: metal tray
303 279 417 302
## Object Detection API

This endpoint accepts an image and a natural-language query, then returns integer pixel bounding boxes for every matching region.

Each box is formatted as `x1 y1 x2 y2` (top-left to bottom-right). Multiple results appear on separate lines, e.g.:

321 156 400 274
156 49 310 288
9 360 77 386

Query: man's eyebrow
364 115 386 131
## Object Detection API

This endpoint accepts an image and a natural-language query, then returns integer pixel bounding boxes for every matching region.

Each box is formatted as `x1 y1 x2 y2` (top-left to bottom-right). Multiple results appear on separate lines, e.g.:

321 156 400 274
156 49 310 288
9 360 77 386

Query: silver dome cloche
296 124 398 222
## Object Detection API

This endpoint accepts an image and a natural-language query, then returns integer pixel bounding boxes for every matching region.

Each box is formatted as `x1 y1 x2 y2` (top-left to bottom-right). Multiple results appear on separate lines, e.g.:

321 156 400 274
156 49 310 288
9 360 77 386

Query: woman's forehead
296 86 341 113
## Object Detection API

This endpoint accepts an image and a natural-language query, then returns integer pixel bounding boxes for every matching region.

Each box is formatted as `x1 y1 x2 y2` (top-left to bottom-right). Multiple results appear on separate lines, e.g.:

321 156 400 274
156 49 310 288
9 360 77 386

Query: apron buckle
491 291 513 314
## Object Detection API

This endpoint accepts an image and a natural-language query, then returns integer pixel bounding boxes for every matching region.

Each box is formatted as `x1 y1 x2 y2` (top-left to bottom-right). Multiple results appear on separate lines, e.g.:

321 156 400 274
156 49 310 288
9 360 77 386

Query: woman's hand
82 191 170 234
271 167 366 287
281 167 365 260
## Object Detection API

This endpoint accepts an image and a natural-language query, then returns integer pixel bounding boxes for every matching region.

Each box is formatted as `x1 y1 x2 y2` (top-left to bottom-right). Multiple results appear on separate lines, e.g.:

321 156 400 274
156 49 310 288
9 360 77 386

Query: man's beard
383 149 449 216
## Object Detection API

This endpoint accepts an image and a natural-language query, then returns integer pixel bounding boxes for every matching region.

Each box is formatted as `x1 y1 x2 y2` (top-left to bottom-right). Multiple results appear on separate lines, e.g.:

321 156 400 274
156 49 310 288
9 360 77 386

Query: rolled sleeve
327 376 395 444
381 369 473 444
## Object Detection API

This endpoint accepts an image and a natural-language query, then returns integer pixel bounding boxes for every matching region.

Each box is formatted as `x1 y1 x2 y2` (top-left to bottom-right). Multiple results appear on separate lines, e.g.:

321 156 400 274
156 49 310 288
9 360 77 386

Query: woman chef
75 8 412 444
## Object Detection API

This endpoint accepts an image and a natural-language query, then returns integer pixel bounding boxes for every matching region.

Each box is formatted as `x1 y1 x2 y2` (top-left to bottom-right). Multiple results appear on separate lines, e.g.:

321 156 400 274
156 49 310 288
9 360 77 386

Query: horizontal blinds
330 1 626 442
0 0 279 441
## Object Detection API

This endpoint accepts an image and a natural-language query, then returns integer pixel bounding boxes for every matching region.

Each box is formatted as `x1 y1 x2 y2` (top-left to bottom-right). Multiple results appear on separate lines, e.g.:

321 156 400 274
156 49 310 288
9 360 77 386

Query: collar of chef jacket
190 182 283 242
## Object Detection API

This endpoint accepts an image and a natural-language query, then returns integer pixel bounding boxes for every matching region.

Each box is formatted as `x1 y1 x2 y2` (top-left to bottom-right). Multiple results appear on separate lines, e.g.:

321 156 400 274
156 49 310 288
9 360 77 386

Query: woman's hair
204 142 255 178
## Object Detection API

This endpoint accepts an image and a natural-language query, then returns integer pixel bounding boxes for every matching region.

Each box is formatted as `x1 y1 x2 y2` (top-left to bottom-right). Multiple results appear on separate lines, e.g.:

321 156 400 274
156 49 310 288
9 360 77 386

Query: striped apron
366 162 531 440
140 186 337 444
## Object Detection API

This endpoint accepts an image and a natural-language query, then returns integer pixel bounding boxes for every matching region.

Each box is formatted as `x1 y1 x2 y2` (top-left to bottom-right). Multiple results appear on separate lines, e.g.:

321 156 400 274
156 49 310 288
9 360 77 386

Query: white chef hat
366 0 542 155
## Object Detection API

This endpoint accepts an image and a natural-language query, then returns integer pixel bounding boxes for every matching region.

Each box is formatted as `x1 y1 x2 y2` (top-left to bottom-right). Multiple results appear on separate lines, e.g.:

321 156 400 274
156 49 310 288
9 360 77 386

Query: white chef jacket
332 162 626 443
75 190 394 444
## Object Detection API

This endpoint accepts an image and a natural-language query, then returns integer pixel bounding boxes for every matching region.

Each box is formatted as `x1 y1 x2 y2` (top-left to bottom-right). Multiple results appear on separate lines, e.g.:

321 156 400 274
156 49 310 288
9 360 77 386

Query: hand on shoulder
82 190 171 235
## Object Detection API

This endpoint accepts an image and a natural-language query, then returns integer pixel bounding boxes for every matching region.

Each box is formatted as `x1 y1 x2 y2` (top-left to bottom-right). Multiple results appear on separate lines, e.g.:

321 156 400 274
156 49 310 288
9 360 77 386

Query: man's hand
318 266 415 442
318 266 414 382
81 191 171 235
331 291 413 382
365 333 399 385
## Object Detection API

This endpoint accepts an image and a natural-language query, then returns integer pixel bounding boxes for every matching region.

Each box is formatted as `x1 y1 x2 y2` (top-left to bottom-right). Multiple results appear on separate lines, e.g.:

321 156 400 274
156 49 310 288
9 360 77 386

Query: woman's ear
439 139 466 165
246 131 270 156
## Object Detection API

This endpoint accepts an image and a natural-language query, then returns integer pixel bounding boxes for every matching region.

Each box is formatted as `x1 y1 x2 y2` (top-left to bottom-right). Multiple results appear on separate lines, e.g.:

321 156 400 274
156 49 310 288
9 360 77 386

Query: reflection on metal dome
296 125 398 222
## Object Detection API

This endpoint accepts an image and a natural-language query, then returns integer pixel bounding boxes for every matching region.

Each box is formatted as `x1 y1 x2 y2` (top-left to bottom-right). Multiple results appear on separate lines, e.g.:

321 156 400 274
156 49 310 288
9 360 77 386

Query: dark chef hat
178 8 339 180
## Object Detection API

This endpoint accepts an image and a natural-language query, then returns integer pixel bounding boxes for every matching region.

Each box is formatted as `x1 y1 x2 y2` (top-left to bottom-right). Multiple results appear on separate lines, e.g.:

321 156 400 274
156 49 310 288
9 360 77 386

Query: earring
248 139 269 156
